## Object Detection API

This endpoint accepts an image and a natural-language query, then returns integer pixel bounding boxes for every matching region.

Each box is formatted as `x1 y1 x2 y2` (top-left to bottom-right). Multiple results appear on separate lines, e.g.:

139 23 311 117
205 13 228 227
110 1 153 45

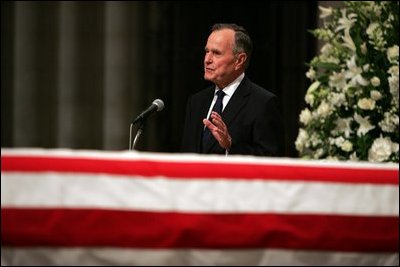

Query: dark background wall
1 1 317 157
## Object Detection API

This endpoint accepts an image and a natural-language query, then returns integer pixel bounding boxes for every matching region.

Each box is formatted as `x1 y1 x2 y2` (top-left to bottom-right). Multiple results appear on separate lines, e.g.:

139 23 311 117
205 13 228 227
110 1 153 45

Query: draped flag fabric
1 149 399 265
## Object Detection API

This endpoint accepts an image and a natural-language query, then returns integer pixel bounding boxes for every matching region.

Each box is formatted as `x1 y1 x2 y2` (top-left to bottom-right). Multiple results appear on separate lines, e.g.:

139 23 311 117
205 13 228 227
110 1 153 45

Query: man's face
204 29 239 88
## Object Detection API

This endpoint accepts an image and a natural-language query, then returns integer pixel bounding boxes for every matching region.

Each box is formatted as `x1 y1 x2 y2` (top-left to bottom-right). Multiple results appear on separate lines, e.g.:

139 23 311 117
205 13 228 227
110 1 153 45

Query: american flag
1 149 399 265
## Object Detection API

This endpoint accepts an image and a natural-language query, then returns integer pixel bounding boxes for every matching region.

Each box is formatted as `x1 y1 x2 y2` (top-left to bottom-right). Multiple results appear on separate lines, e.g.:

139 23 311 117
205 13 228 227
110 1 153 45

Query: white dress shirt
204 73 245 156
205 73 244 119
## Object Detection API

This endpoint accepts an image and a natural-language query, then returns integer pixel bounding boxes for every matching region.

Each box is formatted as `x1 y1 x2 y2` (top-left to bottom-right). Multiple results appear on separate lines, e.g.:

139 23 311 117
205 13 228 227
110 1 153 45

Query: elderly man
181 23 284 156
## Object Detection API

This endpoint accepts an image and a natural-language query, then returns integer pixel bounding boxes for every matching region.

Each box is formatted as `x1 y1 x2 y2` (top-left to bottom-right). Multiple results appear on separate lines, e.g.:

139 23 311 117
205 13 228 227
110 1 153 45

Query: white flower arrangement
296 1 399 162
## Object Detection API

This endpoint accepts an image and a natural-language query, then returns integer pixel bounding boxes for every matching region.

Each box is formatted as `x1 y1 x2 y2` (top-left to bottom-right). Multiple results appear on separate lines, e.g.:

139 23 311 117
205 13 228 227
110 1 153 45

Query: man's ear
235 53 247 70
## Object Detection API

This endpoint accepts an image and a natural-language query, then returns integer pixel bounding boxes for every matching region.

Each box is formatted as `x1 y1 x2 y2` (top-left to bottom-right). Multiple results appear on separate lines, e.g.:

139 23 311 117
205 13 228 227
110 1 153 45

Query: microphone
132 99 164 124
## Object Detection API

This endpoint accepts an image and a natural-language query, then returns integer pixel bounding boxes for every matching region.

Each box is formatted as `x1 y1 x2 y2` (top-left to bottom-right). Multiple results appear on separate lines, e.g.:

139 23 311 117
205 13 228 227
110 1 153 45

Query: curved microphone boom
132 99 164 124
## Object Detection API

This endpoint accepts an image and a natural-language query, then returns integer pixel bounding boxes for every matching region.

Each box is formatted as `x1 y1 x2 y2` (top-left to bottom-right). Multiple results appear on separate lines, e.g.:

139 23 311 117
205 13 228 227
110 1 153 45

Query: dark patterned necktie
202 90 225 152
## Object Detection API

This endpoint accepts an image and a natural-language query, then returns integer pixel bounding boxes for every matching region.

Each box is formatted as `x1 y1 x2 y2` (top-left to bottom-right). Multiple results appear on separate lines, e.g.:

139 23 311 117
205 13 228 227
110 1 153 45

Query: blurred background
2 1 340 156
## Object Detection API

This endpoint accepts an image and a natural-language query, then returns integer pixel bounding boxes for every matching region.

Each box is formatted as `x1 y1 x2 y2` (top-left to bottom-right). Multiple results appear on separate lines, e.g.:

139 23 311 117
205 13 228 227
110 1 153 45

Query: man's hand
203 111 232 150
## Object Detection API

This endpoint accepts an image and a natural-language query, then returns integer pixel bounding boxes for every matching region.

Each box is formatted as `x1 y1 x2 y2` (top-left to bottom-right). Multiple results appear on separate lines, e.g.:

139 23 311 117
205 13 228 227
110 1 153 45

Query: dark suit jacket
181 76 284 156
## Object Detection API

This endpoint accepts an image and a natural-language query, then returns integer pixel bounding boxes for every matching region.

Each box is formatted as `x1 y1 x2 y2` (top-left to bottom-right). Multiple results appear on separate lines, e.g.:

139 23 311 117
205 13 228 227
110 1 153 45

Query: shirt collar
215 73 245 98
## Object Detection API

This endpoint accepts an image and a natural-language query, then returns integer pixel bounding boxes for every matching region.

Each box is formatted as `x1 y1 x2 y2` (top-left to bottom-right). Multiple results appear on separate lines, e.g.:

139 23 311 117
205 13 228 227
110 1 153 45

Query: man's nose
204 53 212 64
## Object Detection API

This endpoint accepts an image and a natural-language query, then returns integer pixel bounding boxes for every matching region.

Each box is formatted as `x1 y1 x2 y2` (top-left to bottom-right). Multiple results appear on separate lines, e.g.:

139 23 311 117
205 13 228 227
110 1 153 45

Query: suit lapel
222 77 251 126
203 77 251 153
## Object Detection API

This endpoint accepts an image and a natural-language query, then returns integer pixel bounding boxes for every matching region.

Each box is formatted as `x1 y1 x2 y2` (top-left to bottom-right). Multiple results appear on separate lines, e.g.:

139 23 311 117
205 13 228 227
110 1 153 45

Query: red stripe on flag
2 208 398 252
1 156 398 184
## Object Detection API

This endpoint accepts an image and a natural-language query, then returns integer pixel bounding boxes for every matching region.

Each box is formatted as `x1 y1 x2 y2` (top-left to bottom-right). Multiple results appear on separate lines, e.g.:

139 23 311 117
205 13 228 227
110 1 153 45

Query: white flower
341 140 353 152
359 1 380 17
366 22 386 51
379 112 399 132
329 71 346 90
332 136 344 145
299 108 313 125
394 143 399 153
333 136 353 152
319 6 333 19
305 94 315 106
310 133 322 147
370 77 380 87
314 148 325 159
342 28 356 52
326 156 339 161
345 56 369 86
321 55 340 64
328 92 346 107
313 28 334 41
360 42 368 55
320 43 333 55
333 117 353 138
316 101 331 117
305 68 316 80
387 45 399 63
305 81 320 106
370 90 382 100
295 129 309 153
307 81 320 93
388 68 399 106
371 2 382 17
336 9 357 32
349 152 359 161
389 79 399 106
366 22 379 36
388 65 399 76
354 113 375 136
357 98 376 110
368 136 398 162
299 2 398 163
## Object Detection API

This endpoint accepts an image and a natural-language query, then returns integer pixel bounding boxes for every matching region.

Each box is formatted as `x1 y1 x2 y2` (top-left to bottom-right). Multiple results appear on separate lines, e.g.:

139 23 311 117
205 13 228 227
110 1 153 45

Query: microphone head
152 99 164 111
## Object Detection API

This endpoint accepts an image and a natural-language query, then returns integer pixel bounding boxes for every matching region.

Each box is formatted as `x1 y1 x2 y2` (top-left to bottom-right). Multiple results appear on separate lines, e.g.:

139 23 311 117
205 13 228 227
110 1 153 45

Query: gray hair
211 23 253 69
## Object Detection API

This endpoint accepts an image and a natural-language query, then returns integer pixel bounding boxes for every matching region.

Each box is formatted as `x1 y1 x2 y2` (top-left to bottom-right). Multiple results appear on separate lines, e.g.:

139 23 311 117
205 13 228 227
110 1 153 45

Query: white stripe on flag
1 172 398 215
1 248 398 266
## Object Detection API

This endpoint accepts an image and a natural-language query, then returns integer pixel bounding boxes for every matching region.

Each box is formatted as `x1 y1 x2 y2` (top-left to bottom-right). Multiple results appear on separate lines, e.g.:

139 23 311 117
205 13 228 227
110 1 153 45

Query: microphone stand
129 120 145 150
129 99 164 150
